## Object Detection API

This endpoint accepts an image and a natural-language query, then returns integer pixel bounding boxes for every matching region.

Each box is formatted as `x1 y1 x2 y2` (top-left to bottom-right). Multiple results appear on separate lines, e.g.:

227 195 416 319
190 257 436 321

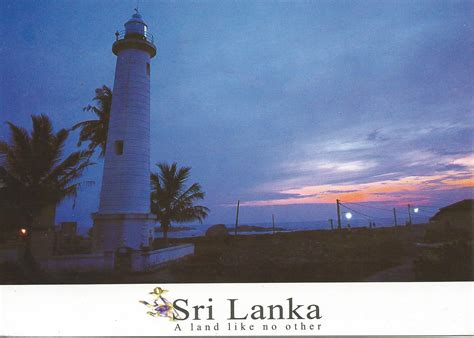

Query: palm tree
72 85 112 157
0 114 94 267
151 162 209 243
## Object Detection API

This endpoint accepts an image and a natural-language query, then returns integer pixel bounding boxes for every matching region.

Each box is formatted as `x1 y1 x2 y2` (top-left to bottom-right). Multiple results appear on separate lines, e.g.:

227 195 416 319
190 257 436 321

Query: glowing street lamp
19 228 28 237
413 207 419 214
345 212 353 220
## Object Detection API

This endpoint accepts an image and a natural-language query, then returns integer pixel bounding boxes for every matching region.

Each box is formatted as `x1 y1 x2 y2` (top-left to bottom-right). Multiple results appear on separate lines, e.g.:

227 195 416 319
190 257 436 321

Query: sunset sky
1 0 473 230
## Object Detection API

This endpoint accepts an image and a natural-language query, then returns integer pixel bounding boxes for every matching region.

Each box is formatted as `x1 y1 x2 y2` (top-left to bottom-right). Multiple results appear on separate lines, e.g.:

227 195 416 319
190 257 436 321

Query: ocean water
155 215 430 238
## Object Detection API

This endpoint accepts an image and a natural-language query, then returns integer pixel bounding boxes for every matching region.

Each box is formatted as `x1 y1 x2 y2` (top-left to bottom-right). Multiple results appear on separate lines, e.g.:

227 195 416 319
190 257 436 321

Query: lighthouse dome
124 10 148 37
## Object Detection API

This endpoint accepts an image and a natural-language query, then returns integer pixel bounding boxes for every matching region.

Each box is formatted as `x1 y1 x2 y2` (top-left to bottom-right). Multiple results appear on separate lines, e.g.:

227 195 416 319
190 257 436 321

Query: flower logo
139 287 180 320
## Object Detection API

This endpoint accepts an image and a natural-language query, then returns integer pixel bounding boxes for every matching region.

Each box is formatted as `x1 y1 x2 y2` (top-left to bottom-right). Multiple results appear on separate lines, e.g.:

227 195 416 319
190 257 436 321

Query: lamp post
407 204 412 225
336 199 342 229
272 214 275 235
234 200 240 236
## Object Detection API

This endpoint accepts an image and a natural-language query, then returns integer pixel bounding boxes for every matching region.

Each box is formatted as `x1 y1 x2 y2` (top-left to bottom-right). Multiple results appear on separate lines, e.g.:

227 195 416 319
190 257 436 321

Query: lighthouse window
146 63 150 76
114 140 124 155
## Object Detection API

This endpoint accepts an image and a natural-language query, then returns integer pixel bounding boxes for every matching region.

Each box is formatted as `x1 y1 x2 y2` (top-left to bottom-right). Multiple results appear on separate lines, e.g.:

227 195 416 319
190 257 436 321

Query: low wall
39 252 114 272
131 244 194 272
35 244 194 273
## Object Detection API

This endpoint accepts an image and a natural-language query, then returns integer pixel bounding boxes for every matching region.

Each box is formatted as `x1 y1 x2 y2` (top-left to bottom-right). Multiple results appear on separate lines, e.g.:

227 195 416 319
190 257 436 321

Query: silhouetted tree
0 115 93 267
151 162 209 243
72 85 112 157
87 227 94 239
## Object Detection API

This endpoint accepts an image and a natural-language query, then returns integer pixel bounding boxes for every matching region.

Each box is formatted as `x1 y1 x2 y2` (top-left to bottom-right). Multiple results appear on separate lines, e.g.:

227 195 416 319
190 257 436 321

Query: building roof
430 199 474 222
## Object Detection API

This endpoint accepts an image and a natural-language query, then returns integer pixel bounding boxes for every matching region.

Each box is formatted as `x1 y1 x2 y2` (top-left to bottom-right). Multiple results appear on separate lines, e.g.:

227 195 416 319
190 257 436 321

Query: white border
1 282 472 336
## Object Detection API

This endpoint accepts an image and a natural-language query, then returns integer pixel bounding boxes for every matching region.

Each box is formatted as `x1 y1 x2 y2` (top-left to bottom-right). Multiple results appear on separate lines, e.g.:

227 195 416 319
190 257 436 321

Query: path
364 259 415 282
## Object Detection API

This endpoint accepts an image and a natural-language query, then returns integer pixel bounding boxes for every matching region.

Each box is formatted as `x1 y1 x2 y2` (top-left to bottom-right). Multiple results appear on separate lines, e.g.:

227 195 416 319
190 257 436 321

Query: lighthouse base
91 213 156 252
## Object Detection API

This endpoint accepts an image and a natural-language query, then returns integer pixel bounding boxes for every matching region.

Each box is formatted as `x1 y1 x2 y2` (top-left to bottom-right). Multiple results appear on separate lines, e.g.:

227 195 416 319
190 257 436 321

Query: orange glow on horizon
241 172 473 207
441 178 474 186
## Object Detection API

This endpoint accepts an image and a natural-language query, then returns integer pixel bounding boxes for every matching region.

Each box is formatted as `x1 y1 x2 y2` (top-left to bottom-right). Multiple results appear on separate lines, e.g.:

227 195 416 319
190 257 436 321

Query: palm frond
0 140 9 154
73 85 112 157
1 115 95 222
151 162 209 230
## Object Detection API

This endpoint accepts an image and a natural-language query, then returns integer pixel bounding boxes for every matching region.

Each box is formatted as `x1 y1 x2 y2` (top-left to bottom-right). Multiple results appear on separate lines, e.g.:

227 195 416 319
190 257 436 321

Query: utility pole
393 208 398 226
407 204 412 226
336 199 342 229
234 200 240 235
329 218 334 230
272 214 275 235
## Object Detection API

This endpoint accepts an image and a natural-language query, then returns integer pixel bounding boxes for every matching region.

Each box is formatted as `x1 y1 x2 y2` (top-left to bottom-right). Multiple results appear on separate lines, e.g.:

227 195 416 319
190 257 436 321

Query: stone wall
131 244 194 272
5 243 194 273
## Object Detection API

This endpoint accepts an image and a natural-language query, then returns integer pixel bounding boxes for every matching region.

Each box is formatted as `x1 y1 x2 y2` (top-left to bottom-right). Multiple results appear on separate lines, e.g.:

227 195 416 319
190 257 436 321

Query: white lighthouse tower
93 10 157 252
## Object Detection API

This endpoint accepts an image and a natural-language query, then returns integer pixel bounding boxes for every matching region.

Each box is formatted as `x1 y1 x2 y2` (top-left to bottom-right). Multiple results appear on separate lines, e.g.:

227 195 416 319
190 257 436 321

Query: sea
155 215 430 239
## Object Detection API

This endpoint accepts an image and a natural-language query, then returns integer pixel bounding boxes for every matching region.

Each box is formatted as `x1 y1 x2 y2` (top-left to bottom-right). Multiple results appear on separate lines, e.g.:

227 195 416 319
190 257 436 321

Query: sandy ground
123 225 427 283
2 224 430 284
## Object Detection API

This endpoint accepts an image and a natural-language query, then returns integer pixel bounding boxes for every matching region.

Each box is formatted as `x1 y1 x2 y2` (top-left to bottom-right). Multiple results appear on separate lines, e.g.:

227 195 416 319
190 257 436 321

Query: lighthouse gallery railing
115 30 154 44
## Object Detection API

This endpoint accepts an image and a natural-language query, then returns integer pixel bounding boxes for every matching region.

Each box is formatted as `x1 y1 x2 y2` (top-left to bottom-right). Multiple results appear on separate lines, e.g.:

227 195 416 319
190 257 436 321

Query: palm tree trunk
163 222 169 247
22 222 38 272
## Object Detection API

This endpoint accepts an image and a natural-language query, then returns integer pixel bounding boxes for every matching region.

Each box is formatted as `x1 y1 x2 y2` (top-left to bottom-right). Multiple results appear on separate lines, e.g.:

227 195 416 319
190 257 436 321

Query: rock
205 224 229 237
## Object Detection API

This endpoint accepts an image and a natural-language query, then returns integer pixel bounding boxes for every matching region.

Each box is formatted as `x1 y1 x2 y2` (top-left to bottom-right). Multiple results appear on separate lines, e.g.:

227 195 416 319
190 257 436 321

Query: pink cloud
241 171 473 207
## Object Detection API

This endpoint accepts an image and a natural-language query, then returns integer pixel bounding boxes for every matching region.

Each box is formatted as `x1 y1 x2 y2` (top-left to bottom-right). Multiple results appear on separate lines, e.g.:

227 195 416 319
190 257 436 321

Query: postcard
0 0 472 336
